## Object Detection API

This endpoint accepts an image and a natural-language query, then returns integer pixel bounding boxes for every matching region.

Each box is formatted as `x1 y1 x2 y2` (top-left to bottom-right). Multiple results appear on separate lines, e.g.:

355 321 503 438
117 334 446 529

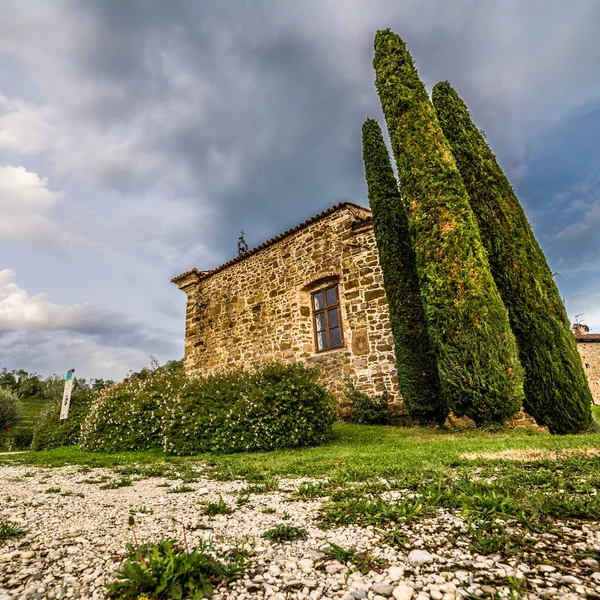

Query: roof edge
575 334 600 343
171 201 370 287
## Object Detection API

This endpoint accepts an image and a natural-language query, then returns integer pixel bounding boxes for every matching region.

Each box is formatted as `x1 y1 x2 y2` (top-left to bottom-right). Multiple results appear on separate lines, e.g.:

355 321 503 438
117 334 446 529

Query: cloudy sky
1 0 599 380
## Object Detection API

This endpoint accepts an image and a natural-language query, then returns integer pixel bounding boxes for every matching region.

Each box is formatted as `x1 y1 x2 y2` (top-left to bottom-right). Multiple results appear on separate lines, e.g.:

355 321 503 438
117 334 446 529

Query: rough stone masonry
173 202 598 419
172 202 404 420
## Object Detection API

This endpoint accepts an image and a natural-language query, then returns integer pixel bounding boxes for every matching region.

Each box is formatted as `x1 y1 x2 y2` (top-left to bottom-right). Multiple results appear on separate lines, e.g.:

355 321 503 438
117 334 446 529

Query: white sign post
60 369 75 421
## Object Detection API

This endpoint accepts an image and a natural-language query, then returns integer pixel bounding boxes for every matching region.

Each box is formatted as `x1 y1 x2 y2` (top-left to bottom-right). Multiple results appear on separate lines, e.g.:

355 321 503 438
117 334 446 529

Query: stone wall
576 339 600 405
174 204 404 420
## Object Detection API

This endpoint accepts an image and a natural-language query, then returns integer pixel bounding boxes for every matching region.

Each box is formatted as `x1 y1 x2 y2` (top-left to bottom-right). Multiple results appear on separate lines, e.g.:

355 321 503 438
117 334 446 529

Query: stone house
172 201 598 419
573 324 600 405
172 202 405 419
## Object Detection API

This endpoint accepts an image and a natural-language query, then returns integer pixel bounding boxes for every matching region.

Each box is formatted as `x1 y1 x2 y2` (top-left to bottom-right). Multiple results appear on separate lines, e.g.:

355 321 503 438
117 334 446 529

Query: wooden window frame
312 284 344 352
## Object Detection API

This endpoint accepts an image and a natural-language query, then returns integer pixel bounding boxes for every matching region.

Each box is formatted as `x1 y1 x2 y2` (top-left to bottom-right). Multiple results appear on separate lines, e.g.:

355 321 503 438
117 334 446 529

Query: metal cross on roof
237 230 249 256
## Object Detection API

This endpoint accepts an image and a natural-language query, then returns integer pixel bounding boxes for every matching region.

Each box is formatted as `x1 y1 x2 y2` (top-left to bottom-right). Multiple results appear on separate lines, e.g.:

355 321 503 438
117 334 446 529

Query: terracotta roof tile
575 334 600 342
171 201 370 286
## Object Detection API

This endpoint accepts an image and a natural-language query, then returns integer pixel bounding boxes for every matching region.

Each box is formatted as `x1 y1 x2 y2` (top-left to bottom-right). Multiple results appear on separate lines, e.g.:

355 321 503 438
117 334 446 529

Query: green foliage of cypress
432 81 593 433
373 29 524 425
361 118 447 424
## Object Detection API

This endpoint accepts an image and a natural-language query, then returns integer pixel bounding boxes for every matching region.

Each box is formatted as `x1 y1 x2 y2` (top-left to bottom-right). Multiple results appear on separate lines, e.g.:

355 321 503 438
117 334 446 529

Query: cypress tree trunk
432 81 593 433
362 118 447 424
373 29 524 425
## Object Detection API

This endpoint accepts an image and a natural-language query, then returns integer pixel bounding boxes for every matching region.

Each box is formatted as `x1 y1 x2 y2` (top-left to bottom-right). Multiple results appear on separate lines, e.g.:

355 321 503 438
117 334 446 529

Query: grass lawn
2 421 599 482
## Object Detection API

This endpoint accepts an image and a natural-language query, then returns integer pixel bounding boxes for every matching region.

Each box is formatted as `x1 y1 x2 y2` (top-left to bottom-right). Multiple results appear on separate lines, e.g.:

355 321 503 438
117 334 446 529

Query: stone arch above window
300 272 340 293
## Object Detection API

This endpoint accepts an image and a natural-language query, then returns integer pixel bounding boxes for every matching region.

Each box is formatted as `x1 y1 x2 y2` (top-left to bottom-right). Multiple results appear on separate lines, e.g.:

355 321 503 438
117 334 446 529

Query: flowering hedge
162 363 337 455
32 387 95 450
79 362 336 455
80 366 185 452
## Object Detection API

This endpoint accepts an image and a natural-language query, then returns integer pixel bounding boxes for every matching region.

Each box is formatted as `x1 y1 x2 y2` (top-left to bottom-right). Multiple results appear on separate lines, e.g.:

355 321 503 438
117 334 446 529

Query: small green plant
203 496 231 516
105 538 245 599
100 477 133 490
296 481 329 498
168 485 195 494
130 506 152 515
261 507 276 515
236 490 251 506
281 511 291 520
45 486 61 494
378 526 408 548
262 524 307 543
321 496 427 527
0 519 26 545
344 378 389 425
318 542 387 575
60 491 85 498
81 475 111 484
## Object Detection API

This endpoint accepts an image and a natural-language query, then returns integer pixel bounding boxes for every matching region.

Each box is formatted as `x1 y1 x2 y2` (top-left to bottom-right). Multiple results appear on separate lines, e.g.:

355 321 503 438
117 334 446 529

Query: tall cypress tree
432 81 593 433
362 118 447 424
373 29 524 425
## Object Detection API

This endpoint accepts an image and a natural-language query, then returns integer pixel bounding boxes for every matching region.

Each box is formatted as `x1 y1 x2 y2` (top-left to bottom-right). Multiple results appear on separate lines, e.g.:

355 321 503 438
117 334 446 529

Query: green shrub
361 118 446 425
373 29 524 425
105 539 245 600
432 81 593 434
32 387 96 450
344 378 389 425
80 363 186 452
0 387 22 432
0 387 22 450
162 363 336 455
10 427 33 450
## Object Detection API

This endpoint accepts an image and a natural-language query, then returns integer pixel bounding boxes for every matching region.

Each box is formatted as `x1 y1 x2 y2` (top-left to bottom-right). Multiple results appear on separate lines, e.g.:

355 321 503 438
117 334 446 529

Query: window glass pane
330 327 342 347
315 312 326 332
326 286 338 306
313 291 325 310
317 331 329 351
328 308 339 328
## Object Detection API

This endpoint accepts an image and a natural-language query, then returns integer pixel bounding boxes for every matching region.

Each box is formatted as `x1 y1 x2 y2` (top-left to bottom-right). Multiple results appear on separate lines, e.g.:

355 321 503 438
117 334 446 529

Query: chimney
572 322 590 336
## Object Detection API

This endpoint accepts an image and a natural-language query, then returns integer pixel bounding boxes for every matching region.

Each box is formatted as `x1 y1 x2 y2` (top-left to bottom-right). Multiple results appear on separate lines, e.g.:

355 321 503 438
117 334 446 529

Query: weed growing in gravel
105 539 245 599
295 481 329 498
262 524 307 543
203 496 231 516
321 496 428 528
318 542 388 575
129 506 152 515
377 526 408 548
44 486 61 493
60 491 85 498
241 477 279 496
156 482 171 488
236 490 250 506
168 484 195 494
261 507 276 515
80 475 110 484
100 477 133 490
0 519 26 546
107 515 246 599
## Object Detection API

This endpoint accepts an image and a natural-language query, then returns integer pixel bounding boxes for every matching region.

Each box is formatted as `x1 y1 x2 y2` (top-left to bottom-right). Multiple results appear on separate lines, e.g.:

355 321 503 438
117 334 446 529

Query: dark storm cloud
2 0 600 379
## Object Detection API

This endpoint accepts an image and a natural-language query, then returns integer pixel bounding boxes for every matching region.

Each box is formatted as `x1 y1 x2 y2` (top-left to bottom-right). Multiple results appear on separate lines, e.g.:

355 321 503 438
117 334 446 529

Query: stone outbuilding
172 202 405 419
573 323 600 405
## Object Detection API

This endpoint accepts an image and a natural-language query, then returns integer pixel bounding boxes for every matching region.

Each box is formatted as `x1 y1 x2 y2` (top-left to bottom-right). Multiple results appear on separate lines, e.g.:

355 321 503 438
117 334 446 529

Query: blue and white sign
59 369 75 421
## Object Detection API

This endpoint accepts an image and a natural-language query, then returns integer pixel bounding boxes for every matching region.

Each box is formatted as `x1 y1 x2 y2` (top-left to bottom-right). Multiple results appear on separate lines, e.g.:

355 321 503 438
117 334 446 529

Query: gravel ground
1 465 600 600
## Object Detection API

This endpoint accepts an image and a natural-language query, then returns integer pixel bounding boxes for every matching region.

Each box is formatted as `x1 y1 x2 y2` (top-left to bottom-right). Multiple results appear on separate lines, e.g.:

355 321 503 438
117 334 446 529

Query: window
312 285 343 352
